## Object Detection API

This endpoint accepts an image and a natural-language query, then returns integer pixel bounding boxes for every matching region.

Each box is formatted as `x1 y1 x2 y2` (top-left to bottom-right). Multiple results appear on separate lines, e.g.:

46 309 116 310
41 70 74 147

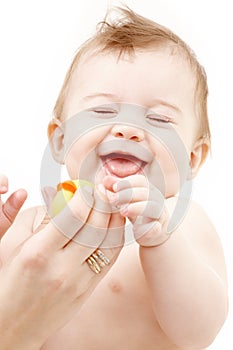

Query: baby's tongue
104 157 142 177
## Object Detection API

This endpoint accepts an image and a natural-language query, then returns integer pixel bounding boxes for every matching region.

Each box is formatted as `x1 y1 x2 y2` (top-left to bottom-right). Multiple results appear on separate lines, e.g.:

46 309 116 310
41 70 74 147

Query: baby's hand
103 174 171 247
0 174 27 238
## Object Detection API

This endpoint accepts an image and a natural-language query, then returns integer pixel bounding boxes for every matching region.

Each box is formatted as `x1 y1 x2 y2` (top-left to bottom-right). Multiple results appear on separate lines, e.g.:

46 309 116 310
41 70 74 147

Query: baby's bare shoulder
167 197 217 237
181 200 219 241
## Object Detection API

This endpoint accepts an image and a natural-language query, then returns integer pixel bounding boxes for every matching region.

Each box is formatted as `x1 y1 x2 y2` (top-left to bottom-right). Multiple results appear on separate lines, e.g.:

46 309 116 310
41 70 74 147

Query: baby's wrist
133 216 172 248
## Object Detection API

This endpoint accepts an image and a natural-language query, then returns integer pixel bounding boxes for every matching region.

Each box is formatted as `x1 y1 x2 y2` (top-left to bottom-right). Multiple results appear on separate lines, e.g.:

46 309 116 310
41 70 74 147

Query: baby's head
48 6 210 197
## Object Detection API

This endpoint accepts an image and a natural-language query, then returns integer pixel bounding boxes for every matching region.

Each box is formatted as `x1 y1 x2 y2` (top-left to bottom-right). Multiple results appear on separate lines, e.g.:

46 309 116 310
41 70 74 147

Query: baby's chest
42 245 178 350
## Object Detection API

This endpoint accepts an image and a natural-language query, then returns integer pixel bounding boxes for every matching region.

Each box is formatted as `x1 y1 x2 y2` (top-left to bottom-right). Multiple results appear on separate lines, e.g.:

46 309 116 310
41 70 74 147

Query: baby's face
52 49 201 197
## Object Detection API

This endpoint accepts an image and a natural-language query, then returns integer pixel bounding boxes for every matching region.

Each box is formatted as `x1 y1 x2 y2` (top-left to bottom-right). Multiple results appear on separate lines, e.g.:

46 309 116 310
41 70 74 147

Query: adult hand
0 186 125 350
0 174 27 238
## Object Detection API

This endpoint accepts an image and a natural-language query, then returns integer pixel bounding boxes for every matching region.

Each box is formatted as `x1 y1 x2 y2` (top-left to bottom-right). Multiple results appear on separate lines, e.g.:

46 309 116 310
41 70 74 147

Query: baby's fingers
103 174 148 193
107 178 164 210
109 188 148 206
133 218 170 247
120 200 164 221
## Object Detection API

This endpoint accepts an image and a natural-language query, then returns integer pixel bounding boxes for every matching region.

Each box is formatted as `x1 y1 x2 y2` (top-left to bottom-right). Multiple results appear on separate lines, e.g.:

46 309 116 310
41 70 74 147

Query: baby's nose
111 124 145 142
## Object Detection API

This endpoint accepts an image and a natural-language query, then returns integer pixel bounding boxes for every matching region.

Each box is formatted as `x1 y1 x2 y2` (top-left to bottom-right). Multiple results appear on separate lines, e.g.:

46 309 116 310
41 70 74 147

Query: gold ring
86 249 110 274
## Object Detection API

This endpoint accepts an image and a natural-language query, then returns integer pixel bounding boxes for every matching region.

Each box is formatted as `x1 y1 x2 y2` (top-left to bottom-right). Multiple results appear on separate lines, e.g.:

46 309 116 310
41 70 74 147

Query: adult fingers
0 189 27 239
78 212 125 279
63 188 113 262
0 174 8 193
97 211 125 262
25 186 95 254
2 189 28 223
100 211 125 249
62 193 125 276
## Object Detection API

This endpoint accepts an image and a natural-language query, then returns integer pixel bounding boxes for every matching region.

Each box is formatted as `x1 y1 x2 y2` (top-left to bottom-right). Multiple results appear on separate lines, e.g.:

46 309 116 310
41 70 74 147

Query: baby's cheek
146 149 181 198
147 133 191 197
64 126 111 179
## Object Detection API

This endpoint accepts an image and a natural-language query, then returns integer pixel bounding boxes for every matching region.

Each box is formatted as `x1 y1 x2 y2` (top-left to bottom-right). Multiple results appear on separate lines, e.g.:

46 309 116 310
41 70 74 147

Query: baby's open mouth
101 153 147 178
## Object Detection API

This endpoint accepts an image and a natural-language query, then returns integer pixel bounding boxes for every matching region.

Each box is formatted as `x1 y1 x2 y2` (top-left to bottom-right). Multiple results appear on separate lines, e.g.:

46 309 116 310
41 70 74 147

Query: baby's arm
0 174 27 238
140 200 228 349
104 175 228 349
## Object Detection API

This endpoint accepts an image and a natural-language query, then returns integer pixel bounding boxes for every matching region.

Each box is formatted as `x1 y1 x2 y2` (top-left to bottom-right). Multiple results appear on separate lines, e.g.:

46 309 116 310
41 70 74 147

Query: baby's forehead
77 43 187 67
70 45 196 100
61 44 197 123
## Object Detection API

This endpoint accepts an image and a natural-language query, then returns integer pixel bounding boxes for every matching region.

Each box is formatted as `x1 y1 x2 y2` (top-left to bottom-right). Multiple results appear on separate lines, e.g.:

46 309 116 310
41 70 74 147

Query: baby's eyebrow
82 93 120 102
81 93 182 116
150 98 182 114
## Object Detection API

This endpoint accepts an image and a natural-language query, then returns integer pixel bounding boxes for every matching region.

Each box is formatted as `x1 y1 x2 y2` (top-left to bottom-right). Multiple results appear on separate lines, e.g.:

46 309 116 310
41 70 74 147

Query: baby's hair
53 6 210 143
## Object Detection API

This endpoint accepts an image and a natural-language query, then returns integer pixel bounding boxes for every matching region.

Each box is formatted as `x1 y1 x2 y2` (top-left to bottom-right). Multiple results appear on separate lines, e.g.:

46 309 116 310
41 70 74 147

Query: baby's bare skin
41 243 188 350
1 195 225 349
22 203 209 350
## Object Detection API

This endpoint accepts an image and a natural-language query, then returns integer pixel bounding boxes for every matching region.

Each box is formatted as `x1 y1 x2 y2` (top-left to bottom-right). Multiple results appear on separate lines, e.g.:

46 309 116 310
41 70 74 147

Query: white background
0 0 232 348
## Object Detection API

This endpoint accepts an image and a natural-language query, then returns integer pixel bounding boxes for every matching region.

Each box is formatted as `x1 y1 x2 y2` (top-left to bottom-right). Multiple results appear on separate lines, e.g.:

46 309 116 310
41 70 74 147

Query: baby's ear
47 118 65 164
190 137 210 178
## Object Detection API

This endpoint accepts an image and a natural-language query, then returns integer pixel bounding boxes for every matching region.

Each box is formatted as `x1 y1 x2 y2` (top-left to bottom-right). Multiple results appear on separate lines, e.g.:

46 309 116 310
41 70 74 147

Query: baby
1 7 228 350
